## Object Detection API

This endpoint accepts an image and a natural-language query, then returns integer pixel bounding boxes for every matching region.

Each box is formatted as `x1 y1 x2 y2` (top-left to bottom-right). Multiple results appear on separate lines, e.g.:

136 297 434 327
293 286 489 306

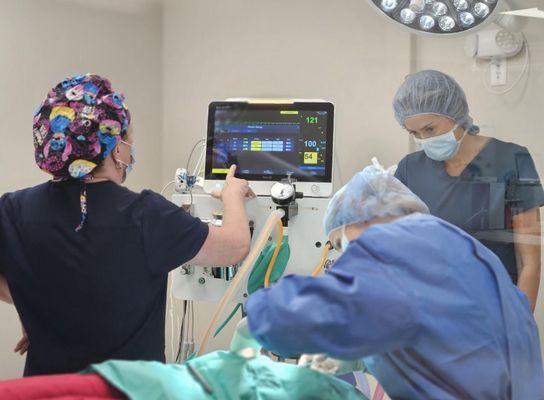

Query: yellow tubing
311 242 332 277
197 209 286 356
264 220 284 288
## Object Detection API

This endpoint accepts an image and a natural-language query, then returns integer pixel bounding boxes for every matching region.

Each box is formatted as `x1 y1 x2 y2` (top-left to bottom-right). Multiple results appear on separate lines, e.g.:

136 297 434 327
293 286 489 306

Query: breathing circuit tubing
197 208 285 356
264 220 284 288
311 241 332 277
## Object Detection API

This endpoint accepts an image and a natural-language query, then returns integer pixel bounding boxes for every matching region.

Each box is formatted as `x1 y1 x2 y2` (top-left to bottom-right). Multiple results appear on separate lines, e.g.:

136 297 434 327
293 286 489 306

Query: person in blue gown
243 159 544 399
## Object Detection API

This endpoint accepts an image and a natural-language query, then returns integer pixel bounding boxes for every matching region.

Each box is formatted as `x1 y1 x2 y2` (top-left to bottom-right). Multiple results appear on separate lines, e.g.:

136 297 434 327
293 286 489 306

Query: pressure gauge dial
270 182 296 205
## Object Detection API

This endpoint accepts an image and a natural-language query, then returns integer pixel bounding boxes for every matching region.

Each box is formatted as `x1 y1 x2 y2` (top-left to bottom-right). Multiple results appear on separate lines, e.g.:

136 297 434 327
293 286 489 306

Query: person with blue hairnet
393 70 544 311
242 159 544 399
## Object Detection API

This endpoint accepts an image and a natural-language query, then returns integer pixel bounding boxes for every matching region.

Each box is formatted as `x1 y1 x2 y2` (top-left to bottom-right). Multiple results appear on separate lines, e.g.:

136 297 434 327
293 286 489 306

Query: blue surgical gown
246 214 544 399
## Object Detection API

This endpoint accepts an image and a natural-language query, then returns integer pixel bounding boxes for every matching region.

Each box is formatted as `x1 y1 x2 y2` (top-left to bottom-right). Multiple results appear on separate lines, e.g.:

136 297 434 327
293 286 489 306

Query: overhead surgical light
365 0 534 35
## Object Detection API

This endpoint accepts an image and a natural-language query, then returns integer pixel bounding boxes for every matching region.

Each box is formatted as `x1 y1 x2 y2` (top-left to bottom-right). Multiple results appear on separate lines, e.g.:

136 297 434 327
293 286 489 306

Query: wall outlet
490 58 507 87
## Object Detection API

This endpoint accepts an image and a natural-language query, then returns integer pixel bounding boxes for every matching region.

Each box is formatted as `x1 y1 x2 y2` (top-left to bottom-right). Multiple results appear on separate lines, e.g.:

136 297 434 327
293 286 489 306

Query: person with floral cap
0 74 253 376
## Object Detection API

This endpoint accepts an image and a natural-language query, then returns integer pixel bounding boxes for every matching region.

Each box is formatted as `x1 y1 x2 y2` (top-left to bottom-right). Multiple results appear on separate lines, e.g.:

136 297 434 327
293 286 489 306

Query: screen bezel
205 101 335 183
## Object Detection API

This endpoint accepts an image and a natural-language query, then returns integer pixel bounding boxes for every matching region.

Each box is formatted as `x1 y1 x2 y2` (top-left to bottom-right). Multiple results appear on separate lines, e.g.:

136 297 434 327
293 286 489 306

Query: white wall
0 0 162 379
161 0 412 189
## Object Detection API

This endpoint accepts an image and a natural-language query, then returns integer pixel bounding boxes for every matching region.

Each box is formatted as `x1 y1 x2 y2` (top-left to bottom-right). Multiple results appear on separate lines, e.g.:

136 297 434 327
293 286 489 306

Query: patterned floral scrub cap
33 74 131 231
33 74 131 180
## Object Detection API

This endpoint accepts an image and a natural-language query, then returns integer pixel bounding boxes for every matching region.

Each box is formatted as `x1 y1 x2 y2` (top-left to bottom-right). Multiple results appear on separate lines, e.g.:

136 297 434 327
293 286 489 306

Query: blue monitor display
205 102 334 183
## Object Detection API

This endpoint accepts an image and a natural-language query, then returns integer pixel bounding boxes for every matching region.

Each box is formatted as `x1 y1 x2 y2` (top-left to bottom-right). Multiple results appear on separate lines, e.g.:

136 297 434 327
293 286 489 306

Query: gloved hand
230 317 262 353
298 354 365 375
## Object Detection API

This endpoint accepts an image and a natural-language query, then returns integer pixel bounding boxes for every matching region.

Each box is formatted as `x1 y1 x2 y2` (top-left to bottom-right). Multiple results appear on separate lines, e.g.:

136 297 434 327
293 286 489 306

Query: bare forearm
518 265 540 311
190 196 251 266
513 208 541 311
0 274 12 304
222 195 251 246
194 165 252 266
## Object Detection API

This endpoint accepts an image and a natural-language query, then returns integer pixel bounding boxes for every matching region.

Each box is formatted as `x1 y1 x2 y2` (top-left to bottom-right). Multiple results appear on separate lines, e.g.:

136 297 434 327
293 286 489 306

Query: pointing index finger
227 165 237 179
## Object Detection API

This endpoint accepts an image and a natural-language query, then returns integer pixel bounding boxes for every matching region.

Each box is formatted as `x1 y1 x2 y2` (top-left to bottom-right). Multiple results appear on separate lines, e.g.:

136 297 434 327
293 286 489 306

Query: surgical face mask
341 227 350 252
116 140 135 176
413 125 464 162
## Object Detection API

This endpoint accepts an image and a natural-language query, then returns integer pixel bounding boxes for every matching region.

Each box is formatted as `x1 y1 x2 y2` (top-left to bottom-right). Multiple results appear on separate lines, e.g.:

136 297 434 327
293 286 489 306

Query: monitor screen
205 102 334 183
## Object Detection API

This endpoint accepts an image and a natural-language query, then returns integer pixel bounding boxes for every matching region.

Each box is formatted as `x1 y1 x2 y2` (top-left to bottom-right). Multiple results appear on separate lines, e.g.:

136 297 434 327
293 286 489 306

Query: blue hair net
324 158 429 236
393 70 480 135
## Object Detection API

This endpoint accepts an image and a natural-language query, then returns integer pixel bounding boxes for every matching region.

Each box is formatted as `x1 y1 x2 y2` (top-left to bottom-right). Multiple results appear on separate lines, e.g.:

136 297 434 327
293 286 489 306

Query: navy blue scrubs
0 181 209 376
395 138 544 283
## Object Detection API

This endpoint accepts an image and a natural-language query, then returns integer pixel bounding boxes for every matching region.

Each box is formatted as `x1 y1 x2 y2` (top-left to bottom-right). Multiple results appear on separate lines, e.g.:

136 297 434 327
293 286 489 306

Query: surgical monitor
204 101 334 197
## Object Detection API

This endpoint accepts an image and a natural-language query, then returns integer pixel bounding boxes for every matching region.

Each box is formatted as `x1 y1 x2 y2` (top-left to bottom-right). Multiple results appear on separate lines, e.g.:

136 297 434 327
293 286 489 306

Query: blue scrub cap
324 158 429 236
393 70 480 135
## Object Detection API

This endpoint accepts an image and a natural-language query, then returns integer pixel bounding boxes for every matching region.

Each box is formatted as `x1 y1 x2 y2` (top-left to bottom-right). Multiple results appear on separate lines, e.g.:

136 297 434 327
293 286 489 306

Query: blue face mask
117 140 135 176
127 143 135 175
414 125 465 162
341 227 350 252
